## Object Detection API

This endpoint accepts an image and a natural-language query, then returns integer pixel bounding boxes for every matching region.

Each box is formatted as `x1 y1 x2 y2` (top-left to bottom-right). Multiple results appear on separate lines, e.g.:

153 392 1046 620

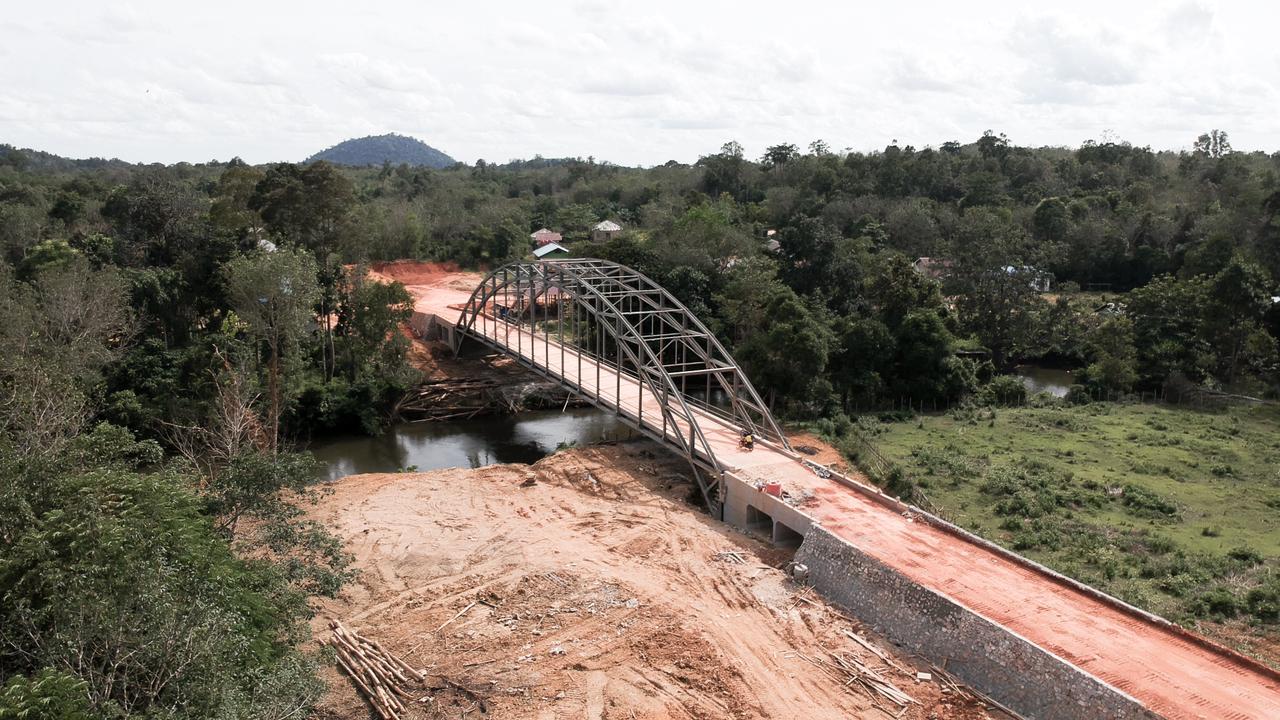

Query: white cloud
1008 15 1141 89
0 0 1275 165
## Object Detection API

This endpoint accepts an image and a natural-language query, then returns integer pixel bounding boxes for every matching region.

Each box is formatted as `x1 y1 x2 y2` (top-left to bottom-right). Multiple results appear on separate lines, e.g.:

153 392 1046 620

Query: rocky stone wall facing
794 526 1159 720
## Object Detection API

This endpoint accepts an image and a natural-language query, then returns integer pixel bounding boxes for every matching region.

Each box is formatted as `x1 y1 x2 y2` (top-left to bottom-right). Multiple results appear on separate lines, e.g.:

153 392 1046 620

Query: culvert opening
745 505 773 537
773 520 804 549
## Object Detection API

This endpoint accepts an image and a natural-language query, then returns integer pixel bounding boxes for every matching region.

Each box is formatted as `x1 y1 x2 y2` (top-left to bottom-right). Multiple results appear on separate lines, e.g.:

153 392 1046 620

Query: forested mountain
305 133 455 168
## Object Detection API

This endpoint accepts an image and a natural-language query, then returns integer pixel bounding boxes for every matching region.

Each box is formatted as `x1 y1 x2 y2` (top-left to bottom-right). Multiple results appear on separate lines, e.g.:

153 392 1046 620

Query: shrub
1119 484 1180 520
1064 384 1093 405
1190 586 1241 619
1246 583 1280 623
977 375 1027 407
980 463 1103 518
1226 546 1263 565
0 669 91 720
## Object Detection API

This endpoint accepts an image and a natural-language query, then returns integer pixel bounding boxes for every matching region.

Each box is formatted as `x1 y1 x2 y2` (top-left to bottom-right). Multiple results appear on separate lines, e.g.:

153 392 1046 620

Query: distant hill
0 144 140 173
306 134 456 168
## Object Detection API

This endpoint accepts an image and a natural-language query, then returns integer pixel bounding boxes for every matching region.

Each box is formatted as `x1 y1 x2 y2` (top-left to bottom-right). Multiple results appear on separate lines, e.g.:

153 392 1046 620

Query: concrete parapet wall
721 472 814 543
794 526 1158 720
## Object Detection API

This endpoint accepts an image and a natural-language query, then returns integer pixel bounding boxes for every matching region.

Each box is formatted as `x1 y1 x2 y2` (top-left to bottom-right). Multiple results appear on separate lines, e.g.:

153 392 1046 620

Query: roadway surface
410 276 1280 720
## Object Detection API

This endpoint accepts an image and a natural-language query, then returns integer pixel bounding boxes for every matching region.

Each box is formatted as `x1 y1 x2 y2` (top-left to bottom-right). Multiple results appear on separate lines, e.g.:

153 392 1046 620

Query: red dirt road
402 270 1280 719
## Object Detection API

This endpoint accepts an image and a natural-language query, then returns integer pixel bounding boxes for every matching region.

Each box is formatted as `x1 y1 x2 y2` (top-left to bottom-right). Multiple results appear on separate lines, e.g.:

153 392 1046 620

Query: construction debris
713 550 747 564
324 620 426 720
844 629 911 676
436 600 479 632
393 376 501 421
790 648 918 715
802 459 833 479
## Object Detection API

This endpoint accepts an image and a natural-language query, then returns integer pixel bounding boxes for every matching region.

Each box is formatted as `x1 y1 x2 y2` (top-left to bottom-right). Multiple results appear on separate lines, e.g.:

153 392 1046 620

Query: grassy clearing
848 401 1280 647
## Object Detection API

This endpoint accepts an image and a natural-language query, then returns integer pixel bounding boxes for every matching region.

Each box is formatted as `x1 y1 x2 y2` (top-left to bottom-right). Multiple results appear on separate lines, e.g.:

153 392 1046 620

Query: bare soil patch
309 443 998 719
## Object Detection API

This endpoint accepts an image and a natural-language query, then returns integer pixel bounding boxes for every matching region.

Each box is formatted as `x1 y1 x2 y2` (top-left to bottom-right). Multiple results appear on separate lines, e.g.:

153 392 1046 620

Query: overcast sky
2 1 1276 166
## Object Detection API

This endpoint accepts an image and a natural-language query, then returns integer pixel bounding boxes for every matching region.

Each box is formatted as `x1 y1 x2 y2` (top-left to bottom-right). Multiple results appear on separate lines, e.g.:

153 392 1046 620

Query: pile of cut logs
324 620 425 720
393 377 502 421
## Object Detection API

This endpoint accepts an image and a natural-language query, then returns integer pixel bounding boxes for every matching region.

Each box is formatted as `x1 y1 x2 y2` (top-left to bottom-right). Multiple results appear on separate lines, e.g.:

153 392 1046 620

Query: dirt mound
369 260 465 286
309 443 1001 719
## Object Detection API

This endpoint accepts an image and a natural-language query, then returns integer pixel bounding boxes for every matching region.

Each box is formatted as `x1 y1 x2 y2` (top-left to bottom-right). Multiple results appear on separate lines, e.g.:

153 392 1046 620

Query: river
1013 364 1075 398
309 407 629 481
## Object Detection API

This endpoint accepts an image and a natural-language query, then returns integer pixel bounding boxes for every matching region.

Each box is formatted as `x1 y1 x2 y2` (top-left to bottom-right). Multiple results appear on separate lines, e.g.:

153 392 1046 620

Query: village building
912 257 954 280
533 241 570 259
530 228 563 247
591 220 622 243
765 229 781 253
1003 265 1053 292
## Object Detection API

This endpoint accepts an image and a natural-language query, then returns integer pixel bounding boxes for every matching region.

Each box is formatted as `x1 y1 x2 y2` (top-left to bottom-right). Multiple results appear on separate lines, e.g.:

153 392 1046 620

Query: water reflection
1014 365 1075 398
308 407 628 480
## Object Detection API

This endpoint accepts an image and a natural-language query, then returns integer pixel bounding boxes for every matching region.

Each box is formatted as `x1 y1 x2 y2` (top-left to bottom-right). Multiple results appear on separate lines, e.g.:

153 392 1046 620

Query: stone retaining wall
795 526 1159 720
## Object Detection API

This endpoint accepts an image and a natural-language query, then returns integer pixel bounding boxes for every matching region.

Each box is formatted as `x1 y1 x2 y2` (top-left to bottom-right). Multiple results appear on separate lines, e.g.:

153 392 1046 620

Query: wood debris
713 550 747 564
844 629 911 676
324 620 426 720
790 648 918 716
394 377 501 421
436 600 478 632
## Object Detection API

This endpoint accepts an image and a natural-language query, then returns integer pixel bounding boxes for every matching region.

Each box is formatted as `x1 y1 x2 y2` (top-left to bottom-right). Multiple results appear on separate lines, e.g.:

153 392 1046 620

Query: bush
1190 586 1241 619
1064 384 1093 405
1227 546 1263 565
1246 583 1280 622
0 669 91 720
977 375 1027 407
1119 484 1180 520
980 462 1103 518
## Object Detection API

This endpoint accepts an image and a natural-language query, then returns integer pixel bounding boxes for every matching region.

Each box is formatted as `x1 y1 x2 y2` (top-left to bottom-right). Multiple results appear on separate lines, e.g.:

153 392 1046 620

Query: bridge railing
452 259 791 519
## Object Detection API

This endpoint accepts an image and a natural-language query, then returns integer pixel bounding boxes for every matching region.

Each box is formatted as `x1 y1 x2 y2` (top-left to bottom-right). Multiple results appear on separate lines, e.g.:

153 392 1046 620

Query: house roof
593 220 622 232
531 227 557 238
533 230 563 246
533 242 569 258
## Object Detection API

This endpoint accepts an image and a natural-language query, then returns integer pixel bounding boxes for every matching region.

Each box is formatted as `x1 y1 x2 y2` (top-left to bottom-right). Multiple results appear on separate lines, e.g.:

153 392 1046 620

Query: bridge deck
411 281 1280 720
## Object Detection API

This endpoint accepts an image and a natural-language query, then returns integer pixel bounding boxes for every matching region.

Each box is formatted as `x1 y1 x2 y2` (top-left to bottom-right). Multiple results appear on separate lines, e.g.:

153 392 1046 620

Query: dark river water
308 407 629 480
1014 364 1075 398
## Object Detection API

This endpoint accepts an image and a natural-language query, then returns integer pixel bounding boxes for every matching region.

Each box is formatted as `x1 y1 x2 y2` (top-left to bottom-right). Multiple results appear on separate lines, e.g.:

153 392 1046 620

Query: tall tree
222 247 319 452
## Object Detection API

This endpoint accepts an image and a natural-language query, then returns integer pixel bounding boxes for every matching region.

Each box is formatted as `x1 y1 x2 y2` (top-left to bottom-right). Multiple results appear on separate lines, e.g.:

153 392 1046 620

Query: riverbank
863 401 1280 667
306 442 997 720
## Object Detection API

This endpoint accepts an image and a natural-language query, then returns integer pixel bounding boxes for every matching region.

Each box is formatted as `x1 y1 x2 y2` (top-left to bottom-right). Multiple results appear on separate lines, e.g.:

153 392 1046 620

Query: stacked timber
394 377 502 421
393 376 589 421
324 620 425 720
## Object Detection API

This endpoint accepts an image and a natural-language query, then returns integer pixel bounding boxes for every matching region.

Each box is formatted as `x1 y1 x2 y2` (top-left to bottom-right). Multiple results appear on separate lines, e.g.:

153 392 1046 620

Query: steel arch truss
454 258 789 518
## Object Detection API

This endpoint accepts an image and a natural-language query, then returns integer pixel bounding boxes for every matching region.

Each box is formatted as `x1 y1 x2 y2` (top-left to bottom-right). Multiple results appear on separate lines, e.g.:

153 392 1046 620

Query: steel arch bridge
454 258 788 518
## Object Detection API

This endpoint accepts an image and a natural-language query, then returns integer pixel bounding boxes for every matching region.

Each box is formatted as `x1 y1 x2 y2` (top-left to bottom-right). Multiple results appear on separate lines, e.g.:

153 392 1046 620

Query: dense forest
1 130 1278 716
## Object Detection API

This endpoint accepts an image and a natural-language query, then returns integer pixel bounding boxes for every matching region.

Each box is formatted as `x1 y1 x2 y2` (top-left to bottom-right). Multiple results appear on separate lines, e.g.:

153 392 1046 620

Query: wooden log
331 641 397 720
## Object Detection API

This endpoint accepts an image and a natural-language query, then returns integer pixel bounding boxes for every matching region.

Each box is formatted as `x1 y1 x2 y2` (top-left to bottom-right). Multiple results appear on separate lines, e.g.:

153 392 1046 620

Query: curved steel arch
453 258 788 518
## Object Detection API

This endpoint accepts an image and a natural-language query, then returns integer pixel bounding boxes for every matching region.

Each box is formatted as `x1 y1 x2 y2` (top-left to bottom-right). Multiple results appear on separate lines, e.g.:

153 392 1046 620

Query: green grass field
851 401 1280 650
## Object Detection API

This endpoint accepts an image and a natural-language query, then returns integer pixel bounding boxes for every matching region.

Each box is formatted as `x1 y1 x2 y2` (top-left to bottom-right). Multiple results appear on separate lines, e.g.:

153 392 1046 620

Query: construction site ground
309 441 1000 720
341 261 1280 718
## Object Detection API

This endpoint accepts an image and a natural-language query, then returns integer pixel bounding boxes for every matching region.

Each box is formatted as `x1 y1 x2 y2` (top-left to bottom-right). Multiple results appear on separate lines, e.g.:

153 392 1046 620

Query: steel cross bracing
454 258 789 518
